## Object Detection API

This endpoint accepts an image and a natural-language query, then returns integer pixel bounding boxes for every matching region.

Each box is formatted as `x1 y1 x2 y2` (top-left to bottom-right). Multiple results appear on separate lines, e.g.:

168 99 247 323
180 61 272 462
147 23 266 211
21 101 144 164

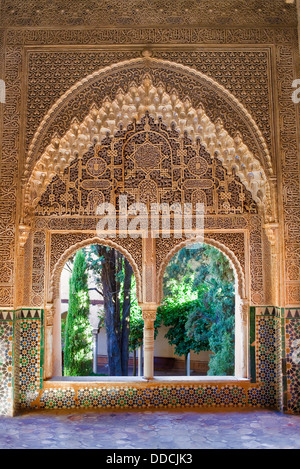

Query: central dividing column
235 297 249 378
141 235 160 379
141 303 158 379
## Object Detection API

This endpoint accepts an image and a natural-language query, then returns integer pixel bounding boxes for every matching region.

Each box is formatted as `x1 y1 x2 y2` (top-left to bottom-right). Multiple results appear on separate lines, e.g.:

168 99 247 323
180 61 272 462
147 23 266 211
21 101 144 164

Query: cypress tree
64 249 92 376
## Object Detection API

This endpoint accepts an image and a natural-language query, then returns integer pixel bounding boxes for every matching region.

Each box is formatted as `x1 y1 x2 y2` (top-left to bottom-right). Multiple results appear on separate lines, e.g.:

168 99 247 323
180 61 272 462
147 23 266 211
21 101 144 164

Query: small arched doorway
51 239 142 378
155 241 236 377
157 237 248 379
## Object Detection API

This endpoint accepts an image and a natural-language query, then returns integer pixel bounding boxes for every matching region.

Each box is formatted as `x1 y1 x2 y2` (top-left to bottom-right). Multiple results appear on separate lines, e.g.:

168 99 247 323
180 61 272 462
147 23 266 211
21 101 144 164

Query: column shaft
141 303 158 379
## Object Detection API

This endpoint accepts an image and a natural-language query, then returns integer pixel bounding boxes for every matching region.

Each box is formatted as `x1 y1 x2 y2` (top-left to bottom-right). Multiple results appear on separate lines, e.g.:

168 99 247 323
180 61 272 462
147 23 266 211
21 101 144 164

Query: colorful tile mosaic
0 306 299 415
0 317 13 416
39 387 76 409
36 383 252 410
255 307 282 410
249 306 256 383
284 309 300 414
13 317 21 414
16 313 43 410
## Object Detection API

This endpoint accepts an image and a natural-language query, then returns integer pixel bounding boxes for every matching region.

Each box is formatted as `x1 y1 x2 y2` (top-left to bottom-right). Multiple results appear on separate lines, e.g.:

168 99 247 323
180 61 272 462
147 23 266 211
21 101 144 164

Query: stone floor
1 408 300 449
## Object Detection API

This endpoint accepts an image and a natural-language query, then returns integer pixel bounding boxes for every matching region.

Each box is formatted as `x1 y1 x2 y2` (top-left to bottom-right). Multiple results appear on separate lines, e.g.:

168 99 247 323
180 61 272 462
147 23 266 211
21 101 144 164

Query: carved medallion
86 156 107 177
139 179 158 204
134 143 162 172
187 156 208 177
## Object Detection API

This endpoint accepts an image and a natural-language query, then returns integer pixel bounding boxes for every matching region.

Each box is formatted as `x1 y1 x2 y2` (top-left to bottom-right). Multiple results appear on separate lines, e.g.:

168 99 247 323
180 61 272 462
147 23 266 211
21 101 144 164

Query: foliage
156 298 210 358
160 244 235 375
62 242 235 377
64 249 93 376
186 279 235 375
86 245 160 367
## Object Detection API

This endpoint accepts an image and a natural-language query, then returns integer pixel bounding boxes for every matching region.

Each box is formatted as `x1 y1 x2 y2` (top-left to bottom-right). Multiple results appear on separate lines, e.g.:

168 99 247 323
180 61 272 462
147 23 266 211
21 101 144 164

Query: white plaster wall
154 325 210 362
154 325 177 358
97 328 107 355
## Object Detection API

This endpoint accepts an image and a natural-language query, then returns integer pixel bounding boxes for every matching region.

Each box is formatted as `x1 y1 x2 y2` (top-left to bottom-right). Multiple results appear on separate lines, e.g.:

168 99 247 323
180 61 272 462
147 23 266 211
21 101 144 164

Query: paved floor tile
0 408 299 449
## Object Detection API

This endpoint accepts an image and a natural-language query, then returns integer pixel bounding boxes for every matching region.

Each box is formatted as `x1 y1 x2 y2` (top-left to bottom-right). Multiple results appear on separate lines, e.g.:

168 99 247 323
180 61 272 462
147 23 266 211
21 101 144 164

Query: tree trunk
121 257 133 375
96 245 132 376
98 246 122 375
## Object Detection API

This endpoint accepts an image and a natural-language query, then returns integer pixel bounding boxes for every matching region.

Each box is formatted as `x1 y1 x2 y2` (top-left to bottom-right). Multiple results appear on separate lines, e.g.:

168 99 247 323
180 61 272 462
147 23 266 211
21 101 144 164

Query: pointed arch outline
156 235 249 378
156 235 246 302
49 236 142 305
23 57 276 224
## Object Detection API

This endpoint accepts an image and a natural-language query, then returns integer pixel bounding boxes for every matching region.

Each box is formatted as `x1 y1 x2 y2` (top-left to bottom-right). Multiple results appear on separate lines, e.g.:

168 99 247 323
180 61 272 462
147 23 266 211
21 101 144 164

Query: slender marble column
92 328 98 374
141 303 158 379
235 297 249 379
45 303 55 378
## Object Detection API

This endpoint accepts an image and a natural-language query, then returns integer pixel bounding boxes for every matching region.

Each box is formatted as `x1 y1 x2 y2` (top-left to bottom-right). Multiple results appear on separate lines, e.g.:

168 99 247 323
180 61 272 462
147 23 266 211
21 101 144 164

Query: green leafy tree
186 279 235 375
206 282 235 375
160 244 235 375
64 249 93 376
156 281 212 372
86 249 162 376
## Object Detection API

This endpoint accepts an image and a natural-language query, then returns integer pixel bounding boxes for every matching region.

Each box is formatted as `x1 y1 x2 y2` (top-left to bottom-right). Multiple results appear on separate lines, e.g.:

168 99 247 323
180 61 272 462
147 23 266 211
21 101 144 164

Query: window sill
46 375 251 385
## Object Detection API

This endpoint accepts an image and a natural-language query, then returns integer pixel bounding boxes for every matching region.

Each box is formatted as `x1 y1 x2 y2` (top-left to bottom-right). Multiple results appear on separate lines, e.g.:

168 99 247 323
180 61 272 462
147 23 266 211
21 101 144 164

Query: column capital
18 224 31 249
263 223 279 247
45 302 55 327
240 298 249 323
139 302 159 321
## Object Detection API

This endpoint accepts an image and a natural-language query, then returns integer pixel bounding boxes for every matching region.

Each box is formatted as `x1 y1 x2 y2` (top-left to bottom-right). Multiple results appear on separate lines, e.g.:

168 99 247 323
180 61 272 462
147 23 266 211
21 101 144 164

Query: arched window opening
155 242 236 377
59 244 141 377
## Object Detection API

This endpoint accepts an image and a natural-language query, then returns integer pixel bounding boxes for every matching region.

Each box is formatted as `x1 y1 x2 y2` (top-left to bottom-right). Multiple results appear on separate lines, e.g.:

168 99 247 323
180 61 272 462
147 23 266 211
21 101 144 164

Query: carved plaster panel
1 0 297 28
24 59 273 183
0 43 22 307
275 44 300 304
0 15 298 310
24 48 274 163
35 113 259 218
25 70 273 224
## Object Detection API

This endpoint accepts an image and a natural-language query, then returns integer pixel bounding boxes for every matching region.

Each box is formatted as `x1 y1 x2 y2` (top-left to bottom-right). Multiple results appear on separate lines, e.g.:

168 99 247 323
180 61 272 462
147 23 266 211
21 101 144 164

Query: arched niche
157 236 246 301
47 237 142 378
18 57 274 381
156 236 249 378
22 58 276 226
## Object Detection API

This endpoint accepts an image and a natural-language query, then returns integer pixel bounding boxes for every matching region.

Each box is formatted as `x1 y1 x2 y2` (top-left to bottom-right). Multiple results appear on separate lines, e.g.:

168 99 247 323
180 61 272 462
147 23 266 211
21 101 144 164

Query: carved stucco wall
23 101 263 310
0 1 298 28
24 70 272 217
11 53 297 304
0 0 299 416
0 1 298 309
